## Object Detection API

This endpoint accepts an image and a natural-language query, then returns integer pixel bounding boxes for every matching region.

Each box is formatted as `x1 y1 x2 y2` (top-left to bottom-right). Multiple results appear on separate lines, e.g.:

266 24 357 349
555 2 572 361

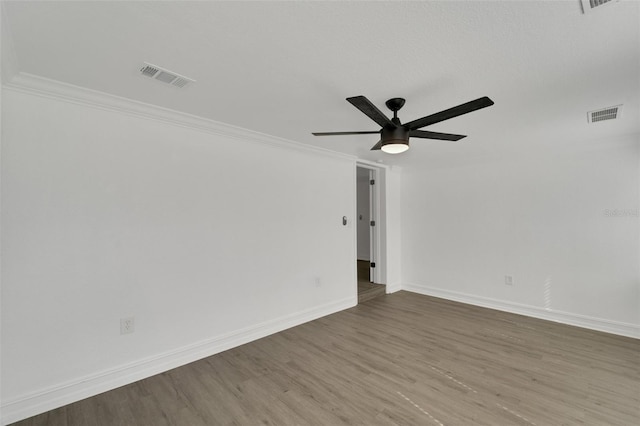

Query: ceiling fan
312 95 494 154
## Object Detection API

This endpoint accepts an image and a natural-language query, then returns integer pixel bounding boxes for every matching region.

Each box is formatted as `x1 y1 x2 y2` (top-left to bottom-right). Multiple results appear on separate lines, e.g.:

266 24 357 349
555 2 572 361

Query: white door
368 169 376 283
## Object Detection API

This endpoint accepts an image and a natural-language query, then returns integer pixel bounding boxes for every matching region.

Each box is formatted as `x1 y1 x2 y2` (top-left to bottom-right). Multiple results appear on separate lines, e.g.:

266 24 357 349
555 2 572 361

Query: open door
356 165 382 284
356 167 371 282
368 169 376 283
356 163 386 302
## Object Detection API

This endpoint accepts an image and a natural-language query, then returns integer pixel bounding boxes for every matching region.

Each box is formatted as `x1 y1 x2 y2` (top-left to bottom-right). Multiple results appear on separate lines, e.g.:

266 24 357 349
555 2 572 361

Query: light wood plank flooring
11 291 640 425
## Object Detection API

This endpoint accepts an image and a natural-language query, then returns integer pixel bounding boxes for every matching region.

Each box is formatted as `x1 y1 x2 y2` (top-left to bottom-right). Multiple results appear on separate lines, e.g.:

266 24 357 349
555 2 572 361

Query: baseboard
1 296 356 425
403 283 640 339
385 282 402 294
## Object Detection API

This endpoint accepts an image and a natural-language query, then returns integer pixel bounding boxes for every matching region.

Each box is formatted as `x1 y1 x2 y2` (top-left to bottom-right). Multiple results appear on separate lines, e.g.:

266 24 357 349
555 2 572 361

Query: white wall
402 136 640 337
356 167 370 260
0 3 18 86
1 88 357 422
0 6 6 423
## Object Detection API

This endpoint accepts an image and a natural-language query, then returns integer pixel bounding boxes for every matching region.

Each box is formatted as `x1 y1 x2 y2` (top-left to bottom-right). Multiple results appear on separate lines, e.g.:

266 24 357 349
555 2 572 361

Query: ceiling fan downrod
385 98 406 122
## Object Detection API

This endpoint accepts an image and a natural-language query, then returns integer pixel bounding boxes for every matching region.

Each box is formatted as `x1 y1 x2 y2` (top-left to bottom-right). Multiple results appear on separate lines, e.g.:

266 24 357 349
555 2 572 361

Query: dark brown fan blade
409 130 467 141
312 131 380 136
346 96 395 128
405 96 494 130
370 140 382 150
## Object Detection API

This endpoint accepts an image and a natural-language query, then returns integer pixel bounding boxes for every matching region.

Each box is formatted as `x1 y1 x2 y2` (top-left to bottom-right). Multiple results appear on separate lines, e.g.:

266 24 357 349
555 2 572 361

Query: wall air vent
139 63 195 88
580 0 618 14
587 105 622 123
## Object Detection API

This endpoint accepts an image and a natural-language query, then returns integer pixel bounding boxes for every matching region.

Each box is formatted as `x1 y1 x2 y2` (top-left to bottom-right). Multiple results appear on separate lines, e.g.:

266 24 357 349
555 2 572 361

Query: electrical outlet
315 277 322 287
505 275 514 286
120 317 135 335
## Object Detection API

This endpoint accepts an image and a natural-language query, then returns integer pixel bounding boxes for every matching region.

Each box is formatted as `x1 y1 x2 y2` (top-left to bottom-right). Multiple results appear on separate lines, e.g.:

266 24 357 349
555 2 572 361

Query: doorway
356 165 386 303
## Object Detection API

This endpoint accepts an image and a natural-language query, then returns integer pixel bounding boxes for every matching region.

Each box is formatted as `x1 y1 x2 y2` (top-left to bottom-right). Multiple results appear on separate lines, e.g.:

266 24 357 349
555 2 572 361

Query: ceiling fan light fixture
381 141 409 154
380 126 410 154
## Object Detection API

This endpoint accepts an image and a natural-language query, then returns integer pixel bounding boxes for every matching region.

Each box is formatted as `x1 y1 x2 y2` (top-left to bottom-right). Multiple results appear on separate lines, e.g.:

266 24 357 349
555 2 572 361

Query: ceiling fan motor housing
381 125 410 148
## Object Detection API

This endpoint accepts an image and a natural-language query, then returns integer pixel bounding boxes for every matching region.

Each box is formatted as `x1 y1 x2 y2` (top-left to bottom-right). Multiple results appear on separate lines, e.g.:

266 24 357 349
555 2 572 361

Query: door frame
355 161 386 285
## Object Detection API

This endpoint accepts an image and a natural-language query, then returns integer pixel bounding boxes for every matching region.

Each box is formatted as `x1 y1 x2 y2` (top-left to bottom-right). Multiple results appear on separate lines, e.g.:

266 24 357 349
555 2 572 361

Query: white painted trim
0 6 7 424
355 158 390 170
3 73 355 162
352 165 359 297
385 282 402 294
0 296 356 425
403 283 640 339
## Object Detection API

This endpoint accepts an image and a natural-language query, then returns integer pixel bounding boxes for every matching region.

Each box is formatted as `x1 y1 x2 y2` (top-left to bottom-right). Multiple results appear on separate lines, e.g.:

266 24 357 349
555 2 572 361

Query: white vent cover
139 63 195 88
581 0 618 14
587 105 622 123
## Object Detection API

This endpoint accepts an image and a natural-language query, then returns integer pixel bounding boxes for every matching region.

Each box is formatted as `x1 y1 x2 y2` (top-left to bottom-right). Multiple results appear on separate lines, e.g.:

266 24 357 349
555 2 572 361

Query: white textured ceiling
3 1 639 167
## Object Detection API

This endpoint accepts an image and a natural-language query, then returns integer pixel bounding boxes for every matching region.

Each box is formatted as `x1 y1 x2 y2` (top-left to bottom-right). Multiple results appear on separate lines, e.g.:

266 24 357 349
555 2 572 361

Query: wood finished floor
357 280 385 303
12 291 640 426
357 260 385 303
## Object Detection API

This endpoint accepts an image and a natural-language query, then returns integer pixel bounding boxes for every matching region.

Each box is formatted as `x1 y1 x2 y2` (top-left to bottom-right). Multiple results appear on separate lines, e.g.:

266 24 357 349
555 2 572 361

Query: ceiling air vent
587 105 622 123
139 63 195 88
580 0 618 14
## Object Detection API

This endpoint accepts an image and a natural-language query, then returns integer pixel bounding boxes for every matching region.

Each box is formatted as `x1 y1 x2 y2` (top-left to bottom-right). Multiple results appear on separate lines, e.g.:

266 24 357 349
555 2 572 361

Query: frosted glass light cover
381 143 409 154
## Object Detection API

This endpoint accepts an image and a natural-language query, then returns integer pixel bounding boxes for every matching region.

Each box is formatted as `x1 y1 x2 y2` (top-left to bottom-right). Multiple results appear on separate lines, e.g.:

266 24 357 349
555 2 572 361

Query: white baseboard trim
1 296 356 425
386 282 402 294
403 283 640 339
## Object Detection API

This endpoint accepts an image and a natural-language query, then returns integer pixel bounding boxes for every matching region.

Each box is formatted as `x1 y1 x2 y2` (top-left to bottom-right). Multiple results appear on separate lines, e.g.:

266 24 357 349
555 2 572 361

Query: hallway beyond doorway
357 260 385 303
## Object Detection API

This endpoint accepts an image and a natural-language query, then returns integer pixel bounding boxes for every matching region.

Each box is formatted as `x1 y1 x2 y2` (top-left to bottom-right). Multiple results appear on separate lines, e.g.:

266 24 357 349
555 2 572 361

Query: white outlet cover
505 275 514 286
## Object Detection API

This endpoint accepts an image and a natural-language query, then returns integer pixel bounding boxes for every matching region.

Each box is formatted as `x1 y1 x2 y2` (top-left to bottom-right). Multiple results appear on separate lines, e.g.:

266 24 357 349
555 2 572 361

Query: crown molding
3 72 356 162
